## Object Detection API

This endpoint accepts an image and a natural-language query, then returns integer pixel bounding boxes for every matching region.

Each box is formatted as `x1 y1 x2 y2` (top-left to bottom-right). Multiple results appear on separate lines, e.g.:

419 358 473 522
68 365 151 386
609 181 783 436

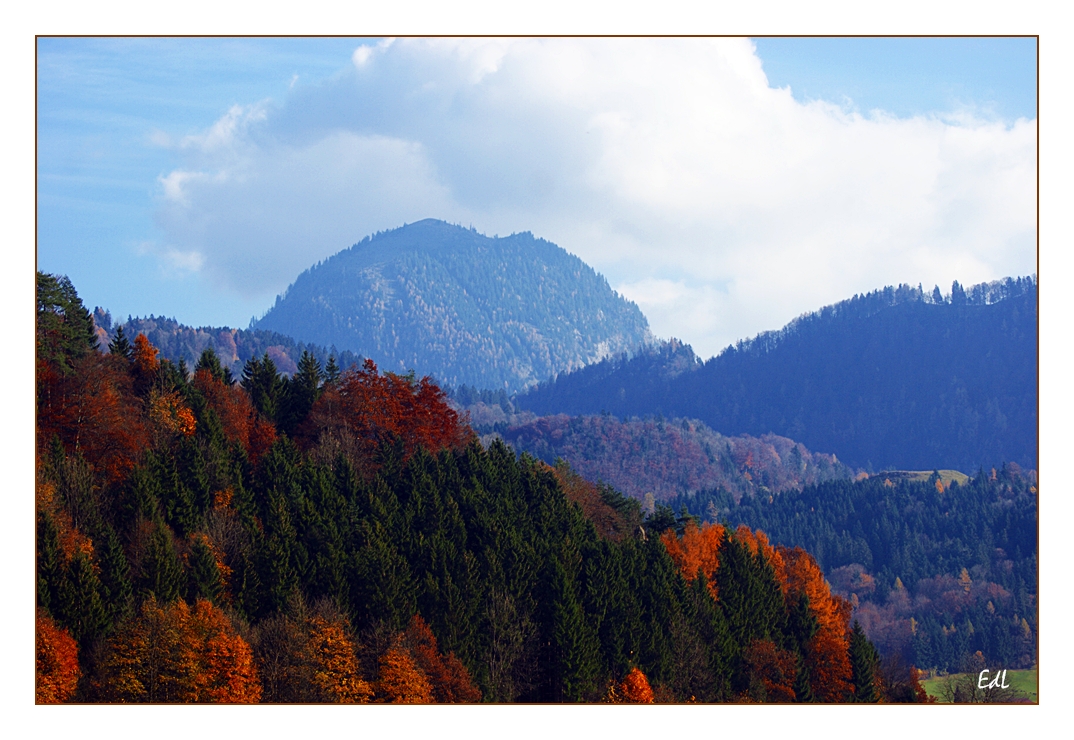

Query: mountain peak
255 222 652 391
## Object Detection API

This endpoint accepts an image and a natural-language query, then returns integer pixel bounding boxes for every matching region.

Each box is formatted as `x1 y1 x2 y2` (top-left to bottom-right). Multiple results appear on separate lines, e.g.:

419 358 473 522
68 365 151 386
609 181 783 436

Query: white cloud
154 38 1036 358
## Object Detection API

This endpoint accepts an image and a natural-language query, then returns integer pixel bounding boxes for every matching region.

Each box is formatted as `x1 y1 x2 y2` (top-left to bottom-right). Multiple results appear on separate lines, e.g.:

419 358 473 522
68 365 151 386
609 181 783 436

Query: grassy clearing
922 669 1037 703
878 470 970 486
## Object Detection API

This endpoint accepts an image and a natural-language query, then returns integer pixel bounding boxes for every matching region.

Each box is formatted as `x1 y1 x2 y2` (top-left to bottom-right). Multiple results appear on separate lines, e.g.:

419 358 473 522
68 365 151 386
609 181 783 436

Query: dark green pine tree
36 509 68 617
688 571 736 701
715 534 784 646
280 350 322 435
786 592 818 702
138 521 185 603
186 536 223 604
242 353 285 422
195 347 234 385
36 271 99 372
63 550 109 646
95 524 134 628
546 555 601 702
324 354 341 384
108 325 133 361
849 621 882 702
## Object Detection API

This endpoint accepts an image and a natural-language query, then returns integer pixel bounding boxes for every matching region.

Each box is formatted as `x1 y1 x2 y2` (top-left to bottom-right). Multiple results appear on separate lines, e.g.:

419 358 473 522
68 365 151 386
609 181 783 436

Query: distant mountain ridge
93 311 364 380
253 219 652 391
516 276 1037 473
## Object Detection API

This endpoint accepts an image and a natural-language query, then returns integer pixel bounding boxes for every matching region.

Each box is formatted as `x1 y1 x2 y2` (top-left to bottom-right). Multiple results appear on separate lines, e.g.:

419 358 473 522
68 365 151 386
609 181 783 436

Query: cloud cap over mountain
156 38 1036 358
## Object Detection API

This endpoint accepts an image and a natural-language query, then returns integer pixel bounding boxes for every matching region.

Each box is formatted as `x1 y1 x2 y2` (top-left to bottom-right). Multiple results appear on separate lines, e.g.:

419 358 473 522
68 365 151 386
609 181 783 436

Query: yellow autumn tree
96 596 260 703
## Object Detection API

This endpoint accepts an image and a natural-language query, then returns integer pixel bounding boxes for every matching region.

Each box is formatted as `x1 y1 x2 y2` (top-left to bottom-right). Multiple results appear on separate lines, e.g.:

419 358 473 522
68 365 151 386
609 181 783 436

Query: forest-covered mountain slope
515 277 1037 473
498 413 853 504
252 219 652 392
37 271 930 704
663 466 1038 675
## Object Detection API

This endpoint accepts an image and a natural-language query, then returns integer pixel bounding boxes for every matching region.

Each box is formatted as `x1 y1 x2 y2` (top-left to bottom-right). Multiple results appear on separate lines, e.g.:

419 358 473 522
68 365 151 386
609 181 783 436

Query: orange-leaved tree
402 615 481 703
660 520 725 599
96 596 260 703
603 667 655 703
36 610 80 703
306 614 374 703
779 546 854 702
741 638 797 702
375 646 434 704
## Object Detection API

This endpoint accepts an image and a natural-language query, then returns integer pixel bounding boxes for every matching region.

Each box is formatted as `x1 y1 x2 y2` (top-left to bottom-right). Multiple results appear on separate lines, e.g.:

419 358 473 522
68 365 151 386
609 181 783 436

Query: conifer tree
546 556 601 702
849 621 881 702
138 521 185 603
324 355 341 384
63 550 109 646
108 325 133 361
187 535 224 604
36 509 67 617
95 524 134 628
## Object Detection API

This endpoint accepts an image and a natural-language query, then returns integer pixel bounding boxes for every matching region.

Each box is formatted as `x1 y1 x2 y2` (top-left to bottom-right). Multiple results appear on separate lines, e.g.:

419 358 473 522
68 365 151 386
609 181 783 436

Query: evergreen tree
195 347 233 384
36 510 67 617
36 271 98 371
850 621 881 702
280 350 322 435
324 355 341 384
187 536 223 604
545 556 601 702
63 550 108 646
242 353 285 422
138 521 185 603
108 325 133 361
95 524 134 628
786 593 818 702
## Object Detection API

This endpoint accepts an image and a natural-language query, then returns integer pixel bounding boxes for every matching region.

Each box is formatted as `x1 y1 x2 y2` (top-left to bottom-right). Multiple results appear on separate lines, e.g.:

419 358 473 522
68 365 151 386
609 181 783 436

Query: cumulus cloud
153 38 1036 358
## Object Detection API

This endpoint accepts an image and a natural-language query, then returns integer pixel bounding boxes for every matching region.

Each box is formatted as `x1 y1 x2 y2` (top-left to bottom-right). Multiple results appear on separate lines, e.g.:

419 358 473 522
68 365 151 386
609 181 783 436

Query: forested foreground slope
517 277 1037 472
35 272 929 704
665 468 1038 675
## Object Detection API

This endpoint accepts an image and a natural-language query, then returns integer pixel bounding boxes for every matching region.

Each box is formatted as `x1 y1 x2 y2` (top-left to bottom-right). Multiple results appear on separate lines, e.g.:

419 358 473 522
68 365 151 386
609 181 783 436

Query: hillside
37 271 919 704
675 466 1038 675
93 311 364 380
253 219 652 392
498 413 852 504
516 277 1037 472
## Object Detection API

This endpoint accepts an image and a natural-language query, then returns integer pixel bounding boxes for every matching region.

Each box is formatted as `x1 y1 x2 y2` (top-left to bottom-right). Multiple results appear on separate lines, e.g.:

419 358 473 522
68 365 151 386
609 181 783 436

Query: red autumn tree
402 615 481 703
299 359 473 470
36 610 80 703
551 461 637 542
193 368 277 464
37 351 147 485
741 638 797 702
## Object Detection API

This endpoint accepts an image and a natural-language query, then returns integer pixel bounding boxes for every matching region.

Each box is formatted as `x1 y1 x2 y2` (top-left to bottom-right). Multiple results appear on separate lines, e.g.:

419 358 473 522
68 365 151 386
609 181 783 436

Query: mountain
515 276 1037 473
253 219 652 391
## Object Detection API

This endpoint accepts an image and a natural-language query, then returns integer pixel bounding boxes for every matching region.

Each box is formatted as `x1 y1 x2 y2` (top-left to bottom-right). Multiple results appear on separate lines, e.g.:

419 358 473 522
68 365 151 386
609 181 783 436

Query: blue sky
36 37 1037 357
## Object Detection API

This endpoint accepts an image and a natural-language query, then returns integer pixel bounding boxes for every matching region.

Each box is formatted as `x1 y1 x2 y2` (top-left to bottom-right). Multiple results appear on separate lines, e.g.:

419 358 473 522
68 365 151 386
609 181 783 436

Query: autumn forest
35 271 947 704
